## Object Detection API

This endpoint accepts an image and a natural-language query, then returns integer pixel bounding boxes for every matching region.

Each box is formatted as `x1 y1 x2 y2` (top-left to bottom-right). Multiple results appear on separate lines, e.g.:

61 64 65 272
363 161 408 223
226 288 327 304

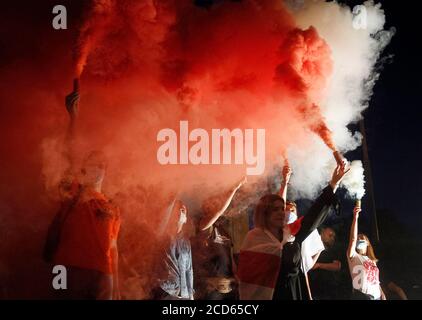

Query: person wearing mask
347 202 386 300
237 162 349 300
278 165 325 299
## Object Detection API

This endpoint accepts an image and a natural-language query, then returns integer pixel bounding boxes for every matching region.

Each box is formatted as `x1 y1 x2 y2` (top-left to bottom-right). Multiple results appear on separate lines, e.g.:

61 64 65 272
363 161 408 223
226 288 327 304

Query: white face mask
179 211 187 225
285 211 298 224
356 240 368 251
177 207 187 233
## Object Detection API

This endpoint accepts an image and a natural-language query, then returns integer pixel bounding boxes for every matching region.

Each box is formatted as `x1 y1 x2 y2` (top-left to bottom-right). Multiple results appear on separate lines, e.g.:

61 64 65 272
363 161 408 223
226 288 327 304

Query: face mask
356 240 368 251
179 211 187 225
177 206 187 233
285 211 297 224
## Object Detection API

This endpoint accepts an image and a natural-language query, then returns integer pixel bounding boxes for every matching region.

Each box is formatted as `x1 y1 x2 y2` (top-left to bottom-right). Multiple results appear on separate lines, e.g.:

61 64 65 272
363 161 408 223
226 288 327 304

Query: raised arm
347 204 361 259
279 165 292 205
294 163 349 243
199 177 247 231
64 79 80 171
111 241 120 299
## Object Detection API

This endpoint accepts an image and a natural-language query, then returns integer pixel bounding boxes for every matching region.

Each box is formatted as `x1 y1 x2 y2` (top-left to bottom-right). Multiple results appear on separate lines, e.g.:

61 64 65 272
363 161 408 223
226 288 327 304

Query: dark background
317 0 421 299
342 0 422 299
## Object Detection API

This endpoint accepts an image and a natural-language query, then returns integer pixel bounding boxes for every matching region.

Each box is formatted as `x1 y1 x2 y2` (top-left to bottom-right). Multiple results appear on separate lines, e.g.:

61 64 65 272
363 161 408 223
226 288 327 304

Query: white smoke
341 160 366 200
285 0 394 200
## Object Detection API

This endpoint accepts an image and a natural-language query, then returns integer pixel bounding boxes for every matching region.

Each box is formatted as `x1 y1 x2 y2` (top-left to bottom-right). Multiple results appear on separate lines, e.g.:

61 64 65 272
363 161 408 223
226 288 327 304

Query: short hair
320 225 334 232
254 194 284 229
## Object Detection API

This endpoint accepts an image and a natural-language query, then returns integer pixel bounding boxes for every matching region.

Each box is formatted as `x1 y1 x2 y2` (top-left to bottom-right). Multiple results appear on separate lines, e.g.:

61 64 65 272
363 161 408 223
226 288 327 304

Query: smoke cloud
341 160 366 200
0 0 393 298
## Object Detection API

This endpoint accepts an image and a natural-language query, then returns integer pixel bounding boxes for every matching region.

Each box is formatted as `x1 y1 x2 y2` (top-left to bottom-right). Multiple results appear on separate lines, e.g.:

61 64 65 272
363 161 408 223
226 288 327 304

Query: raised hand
353 204 362 217
282 165 292 184
330 162 350 192
65 91 80 119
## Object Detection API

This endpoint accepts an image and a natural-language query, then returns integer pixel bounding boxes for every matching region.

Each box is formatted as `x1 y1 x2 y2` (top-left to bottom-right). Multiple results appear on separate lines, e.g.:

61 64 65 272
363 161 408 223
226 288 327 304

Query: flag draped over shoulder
237 218 303 300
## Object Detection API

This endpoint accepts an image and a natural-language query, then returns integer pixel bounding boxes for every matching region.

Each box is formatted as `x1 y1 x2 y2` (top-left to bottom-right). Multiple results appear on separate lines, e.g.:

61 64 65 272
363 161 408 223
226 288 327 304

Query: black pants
351 289 379 300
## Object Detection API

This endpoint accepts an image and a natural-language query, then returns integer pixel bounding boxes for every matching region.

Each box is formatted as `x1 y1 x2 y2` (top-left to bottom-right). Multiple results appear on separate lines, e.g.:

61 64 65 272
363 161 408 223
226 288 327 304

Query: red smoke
0 0 337 298
74 0 114 78
275 26 335 151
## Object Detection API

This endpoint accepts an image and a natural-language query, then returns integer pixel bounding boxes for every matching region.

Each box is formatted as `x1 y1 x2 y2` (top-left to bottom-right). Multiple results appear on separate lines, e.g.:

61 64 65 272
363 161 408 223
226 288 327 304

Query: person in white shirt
347 202 386 300
279 166 328 299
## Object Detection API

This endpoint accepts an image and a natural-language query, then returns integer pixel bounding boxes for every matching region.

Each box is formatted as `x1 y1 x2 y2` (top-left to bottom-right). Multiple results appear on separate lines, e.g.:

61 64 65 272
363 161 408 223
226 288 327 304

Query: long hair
159 199 186 237
254 194 284 229
358 233 378 262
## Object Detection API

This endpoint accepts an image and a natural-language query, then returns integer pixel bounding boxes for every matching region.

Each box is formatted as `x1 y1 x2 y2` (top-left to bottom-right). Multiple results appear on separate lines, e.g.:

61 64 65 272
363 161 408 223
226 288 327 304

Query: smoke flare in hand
341 160 366 200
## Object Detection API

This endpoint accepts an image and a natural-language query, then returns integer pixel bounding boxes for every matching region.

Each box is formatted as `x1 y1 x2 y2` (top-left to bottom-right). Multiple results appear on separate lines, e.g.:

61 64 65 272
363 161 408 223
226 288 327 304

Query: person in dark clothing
272 185 342 300
308 227 343 300
378 258 408 300
198 219 238 300
238 162 349 300
278 164 326 299
192 177 247 299
347 203 386 300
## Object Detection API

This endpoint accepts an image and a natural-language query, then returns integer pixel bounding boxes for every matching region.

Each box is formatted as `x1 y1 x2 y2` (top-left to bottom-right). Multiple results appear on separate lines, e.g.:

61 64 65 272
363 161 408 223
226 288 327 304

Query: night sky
335 0 422 296
349 0 422 236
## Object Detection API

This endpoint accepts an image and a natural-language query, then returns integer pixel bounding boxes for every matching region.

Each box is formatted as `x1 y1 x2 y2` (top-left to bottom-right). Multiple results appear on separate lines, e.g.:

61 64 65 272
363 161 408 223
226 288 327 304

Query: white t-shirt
285 214 325 274
348 252 381 299
301 229 325 274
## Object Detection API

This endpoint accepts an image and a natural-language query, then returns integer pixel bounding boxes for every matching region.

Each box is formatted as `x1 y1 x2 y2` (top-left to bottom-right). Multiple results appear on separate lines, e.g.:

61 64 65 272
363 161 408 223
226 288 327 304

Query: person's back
45 150 121 299
54 188 120 275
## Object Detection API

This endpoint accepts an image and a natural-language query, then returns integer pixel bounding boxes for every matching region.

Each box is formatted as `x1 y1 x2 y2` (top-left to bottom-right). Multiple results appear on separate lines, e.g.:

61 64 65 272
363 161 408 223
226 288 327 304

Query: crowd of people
41 84 408 301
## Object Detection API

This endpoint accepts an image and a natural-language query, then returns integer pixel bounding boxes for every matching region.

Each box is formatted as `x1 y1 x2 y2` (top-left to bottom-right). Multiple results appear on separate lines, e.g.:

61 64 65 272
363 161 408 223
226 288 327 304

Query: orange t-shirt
54 189 120 274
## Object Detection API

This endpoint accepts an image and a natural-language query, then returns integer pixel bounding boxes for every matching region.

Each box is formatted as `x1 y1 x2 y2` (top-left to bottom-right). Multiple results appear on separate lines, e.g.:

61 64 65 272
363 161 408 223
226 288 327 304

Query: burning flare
341 160 366 200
